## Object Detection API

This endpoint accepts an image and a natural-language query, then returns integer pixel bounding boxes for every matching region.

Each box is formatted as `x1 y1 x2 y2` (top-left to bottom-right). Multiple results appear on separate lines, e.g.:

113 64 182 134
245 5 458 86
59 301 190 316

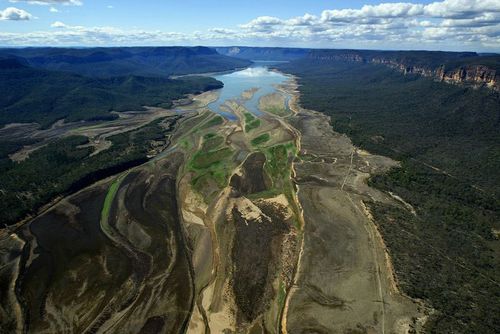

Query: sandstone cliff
308 50 499 91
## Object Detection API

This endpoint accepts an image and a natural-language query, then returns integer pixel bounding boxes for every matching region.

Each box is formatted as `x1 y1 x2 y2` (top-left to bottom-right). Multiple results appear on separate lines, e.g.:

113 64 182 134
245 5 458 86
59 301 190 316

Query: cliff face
308 51 499 91
436 65 498 90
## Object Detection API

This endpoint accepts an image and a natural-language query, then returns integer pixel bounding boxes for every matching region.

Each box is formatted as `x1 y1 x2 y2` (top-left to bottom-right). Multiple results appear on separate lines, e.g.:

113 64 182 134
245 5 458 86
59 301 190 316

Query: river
208 61 290 120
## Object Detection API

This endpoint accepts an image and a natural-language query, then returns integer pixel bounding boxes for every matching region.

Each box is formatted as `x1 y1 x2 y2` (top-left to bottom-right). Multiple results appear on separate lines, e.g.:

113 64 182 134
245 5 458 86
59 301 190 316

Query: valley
0 63 424 333
1 0 499 331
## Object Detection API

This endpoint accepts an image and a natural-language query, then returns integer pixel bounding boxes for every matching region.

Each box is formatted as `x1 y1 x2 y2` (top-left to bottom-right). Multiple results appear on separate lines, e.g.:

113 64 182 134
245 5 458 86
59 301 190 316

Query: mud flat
0 65 426 334
4 104 192 162
0 152 193 333
259 92 289 116
179 91 302 333
283 79 425 333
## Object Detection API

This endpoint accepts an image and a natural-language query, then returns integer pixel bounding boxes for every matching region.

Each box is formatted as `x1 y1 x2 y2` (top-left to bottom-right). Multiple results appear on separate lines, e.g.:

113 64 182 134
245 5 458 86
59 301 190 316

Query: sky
0 0 499 52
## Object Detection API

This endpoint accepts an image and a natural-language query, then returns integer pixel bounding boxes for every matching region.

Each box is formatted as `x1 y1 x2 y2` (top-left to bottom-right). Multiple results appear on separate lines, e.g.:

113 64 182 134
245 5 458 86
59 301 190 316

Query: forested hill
0 46 251 78
0 57 223 127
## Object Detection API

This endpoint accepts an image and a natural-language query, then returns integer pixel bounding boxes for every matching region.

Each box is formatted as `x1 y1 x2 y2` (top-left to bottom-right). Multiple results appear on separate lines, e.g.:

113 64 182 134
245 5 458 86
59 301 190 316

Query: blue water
208 61 289 120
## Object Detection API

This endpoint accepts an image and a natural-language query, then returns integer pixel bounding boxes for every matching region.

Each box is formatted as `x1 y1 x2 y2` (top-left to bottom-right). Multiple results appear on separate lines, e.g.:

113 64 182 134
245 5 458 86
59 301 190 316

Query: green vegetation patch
262 141 300 228
190 147 232 170
244 112 256 123
189 136 234 195
201 115 224 129
202 133 224 152
251 133 270 146
266 106 288 116
245 119 261 132
264 142 296 181
101 177 122 224
244 112 261 132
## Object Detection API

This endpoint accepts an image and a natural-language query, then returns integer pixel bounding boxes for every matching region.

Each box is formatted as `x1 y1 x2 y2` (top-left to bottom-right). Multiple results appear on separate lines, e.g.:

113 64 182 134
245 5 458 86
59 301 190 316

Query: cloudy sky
0 0 499 52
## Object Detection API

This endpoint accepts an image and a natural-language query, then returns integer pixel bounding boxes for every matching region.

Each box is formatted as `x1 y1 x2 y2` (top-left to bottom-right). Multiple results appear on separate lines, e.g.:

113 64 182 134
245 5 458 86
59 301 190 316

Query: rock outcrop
308 50 499 91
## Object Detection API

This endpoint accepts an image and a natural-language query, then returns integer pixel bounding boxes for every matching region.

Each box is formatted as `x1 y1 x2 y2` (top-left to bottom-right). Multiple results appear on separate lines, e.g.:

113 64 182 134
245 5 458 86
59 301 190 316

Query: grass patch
244 112 261 132
276 280 287 325
101 177 121 224
203 133 216 139
201 115 224 129
244 112 256 123
180 138 193 150
202 134 224 152
266 106 288 116
245 119 261 132
190 147 232 170
189 146 234 197
191 166 231 190
189 129 234 197
265 144 291 180
251 133 270 146
263 142 301 226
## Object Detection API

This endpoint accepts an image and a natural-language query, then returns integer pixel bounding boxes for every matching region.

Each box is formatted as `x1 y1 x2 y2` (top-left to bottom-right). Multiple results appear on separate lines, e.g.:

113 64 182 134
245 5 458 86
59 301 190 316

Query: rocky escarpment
308 50 499 91
436 64 498 90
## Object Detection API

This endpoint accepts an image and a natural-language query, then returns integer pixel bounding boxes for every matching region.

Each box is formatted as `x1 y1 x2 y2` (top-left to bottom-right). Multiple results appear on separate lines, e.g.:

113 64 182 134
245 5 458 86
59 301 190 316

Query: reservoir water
208 61 290 120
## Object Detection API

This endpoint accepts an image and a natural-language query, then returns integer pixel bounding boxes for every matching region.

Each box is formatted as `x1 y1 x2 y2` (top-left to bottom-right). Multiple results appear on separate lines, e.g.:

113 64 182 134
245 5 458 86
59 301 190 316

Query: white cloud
49 6 58 12
209 28 237 35
240 16 283 31
286 14 317 26
9 0 82 6
230 67 280 77
0 7 33 20
321 3 425 23
1 1 499 52
107 5 113 9
236 1 500 51
51 20 67 28
423 0 500 19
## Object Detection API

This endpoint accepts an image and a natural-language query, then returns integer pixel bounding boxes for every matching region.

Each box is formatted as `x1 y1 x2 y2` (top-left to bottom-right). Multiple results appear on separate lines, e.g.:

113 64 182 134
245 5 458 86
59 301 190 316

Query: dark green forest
0 58 222 127
277 58 500 333
0 46 251 78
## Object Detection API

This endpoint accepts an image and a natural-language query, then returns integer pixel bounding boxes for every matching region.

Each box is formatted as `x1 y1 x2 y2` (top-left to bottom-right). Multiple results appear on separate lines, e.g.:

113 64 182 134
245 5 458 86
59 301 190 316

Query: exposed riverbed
0 63 425 334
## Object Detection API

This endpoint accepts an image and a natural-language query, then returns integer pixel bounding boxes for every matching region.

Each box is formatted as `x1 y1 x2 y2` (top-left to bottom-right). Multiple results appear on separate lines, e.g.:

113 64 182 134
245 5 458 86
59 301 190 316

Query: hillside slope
0 57 222 127
0 46 251 78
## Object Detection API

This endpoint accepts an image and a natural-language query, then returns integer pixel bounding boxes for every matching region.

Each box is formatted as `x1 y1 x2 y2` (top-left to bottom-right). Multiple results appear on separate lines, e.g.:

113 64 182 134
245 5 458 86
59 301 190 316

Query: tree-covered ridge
0 46 251 78
0 58 222 127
